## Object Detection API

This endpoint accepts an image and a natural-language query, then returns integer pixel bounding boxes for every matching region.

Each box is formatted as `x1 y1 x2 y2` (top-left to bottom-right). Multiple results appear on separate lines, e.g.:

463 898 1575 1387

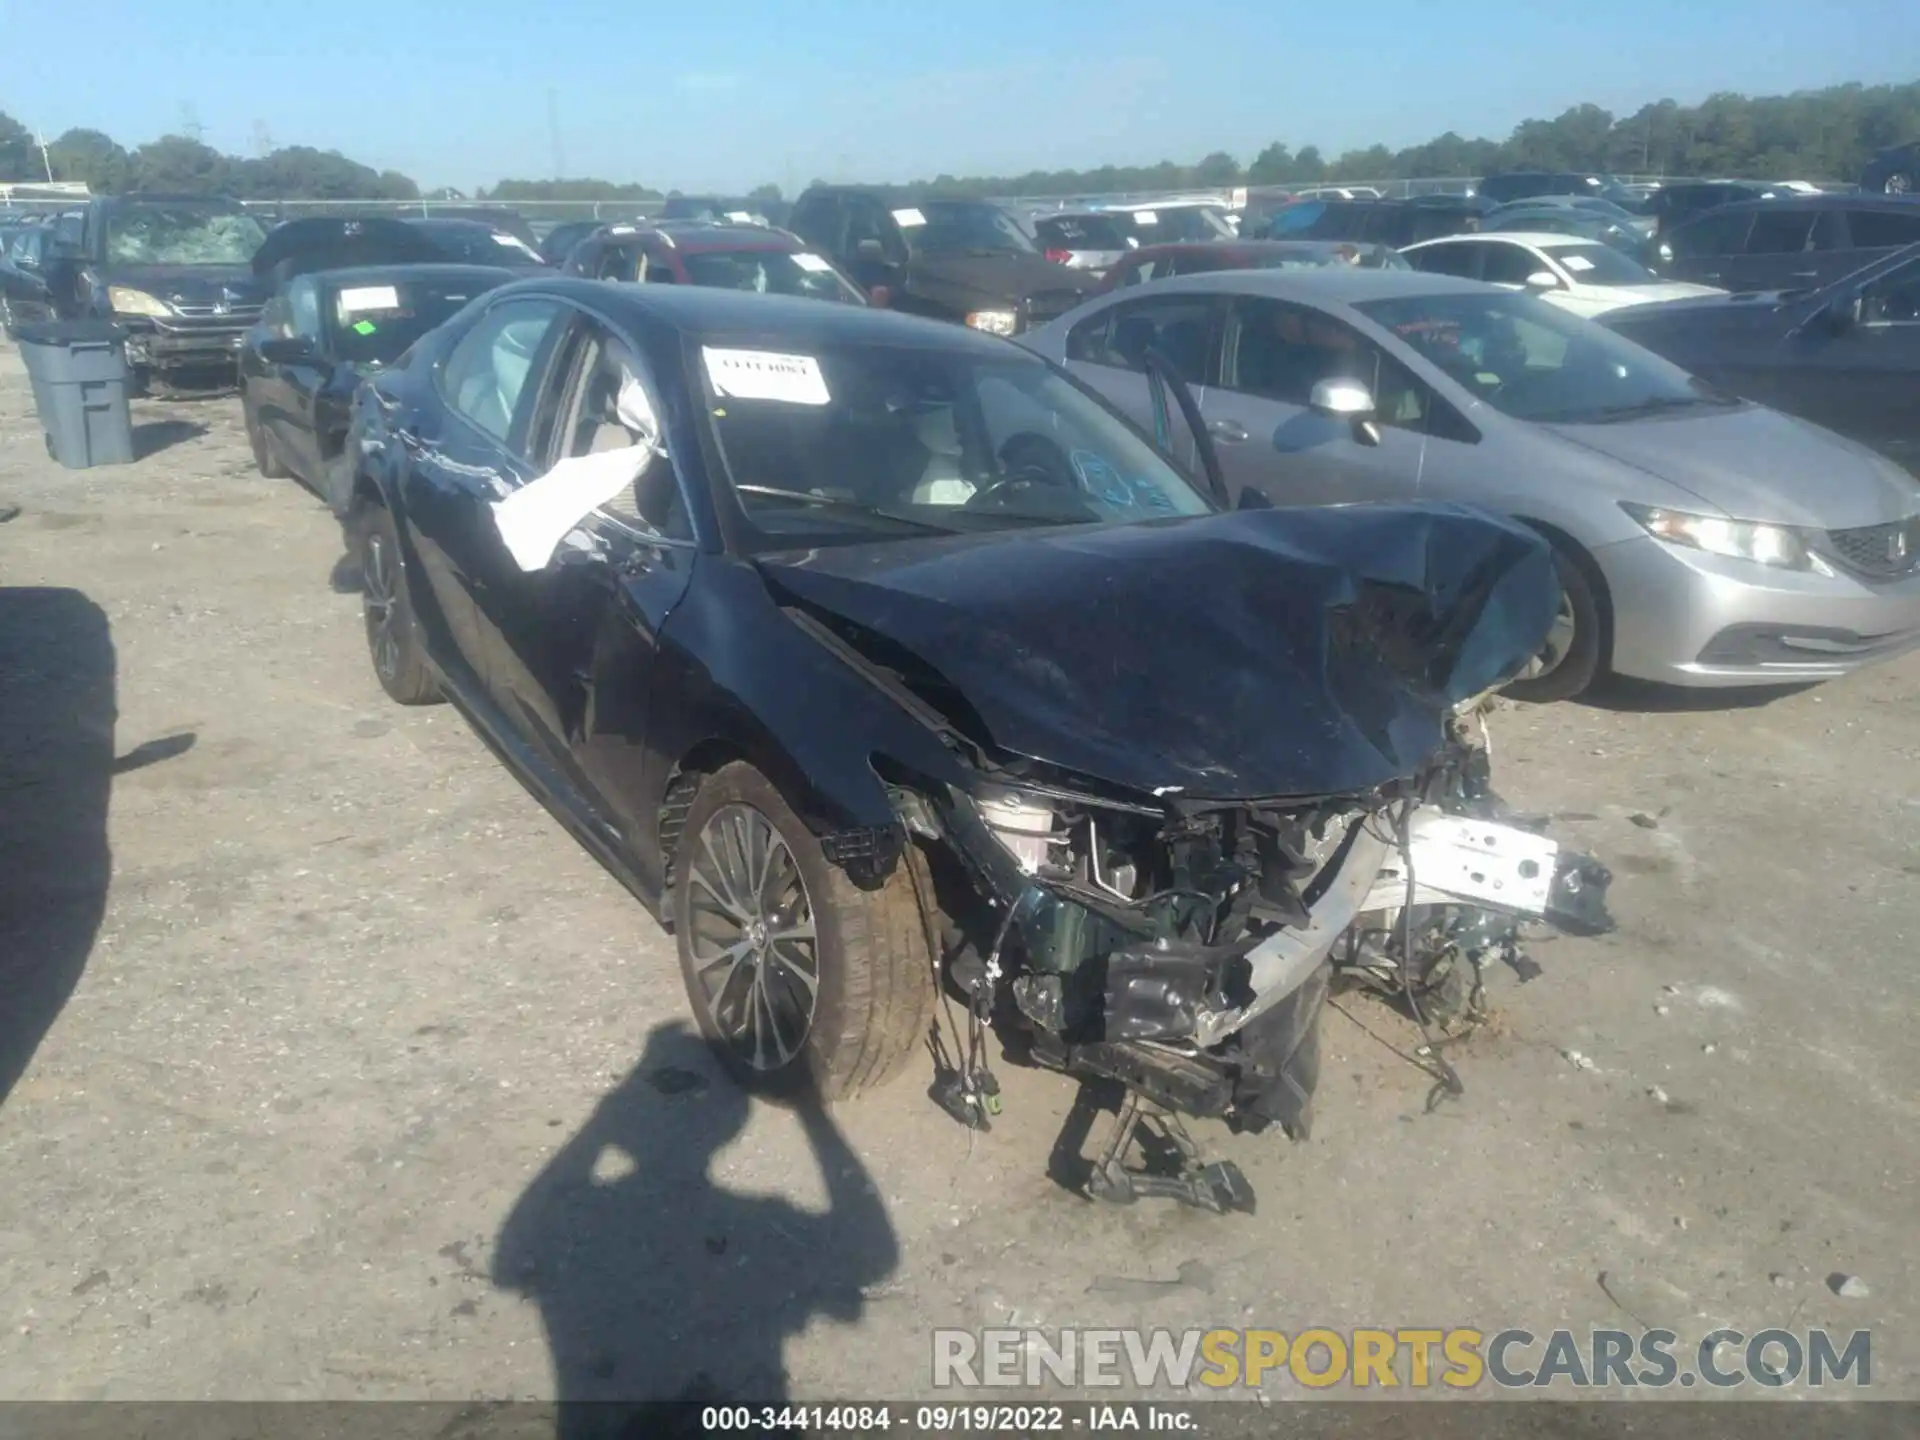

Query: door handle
1207 418 1250 443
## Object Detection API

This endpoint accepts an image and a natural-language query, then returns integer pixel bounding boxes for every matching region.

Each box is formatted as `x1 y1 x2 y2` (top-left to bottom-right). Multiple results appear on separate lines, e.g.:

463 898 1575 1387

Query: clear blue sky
2 0 1914 191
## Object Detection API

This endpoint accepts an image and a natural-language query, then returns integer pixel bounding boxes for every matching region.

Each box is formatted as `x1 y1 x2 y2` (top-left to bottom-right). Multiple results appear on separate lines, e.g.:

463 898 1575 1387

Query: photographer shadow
494 1021 899 1438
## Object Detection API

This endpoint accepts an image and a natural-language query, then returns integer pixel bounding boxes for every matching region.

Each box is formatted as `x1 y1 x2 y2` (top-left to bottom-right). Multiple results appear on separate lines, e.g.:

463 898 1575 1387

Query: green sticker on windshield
353 319 378 335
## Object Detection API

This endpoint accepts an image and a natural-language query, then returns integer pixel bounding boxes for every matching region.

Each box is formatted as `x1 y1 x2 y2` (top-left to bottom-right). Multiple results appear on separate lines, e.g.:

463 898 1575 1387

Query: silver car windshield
1355 291 1736 424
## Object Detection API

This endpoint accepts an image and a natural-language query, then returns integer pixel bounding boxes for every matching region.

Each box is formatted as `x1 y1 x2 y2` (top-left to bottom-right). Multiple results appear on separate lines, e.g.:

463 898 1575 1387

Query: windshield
699 340 1213 550
905 202 1037 255
411 224 546 267
104 206 268 265
1035 214 1132 250
329 276 504 366
1121 206 1234 243
1545 242 1657 285
680 249 864 304
1355 290 1736 425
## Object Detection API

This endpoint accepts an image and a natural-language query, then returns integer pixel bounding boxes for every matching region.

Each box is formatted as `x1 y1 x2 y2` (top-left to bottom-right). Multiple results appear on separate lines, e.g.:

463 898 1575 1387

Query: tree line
4 77 1915 203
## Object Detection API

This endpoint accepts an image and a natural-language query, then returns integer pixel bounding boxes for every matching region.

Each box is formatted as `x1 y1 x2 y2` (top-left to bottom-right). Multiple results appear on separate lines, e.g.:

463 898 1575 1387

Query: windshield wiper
734 485 955 533
1577 395 1716 423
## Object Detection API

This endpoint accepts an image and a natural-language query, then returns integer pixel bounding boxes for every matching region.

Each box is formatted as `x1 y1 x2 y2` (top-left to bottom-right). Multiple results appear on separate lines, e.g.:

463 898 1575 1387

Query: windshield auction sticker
703 348 831 406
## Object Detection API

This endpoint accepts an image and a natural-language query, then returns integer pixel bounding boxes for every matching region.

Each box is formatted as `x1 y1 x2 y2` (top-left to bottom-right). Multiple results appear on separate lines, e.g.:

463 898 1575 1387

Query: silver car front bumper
1600 533 1920 686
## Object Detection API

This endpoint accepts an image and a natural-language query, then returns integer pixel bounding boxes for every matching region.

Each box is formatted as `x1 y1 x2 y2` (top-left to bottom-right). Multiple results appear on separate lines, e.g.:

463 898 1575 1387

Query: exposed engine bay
889 698 1613 1215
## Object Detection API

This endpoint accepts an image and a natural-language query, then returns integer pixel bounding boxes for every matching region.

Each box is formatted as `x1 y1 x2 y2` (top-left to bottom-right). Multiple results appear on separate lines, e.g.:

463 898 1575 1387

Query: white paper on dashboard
1132 210 1159 224
338 284 401 313
702 347 831 405
1560 254 1594 272
891 207 927 227
791 252 833 272
490 445 651 571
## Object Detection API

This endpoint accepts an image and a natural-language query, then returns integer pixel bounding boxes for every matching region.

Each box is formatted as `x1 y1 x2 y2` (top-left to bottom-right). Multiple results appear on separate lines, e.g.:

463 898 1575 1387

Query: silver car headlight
965 309 1019 336
1620 502 1833 575
108 286 172 318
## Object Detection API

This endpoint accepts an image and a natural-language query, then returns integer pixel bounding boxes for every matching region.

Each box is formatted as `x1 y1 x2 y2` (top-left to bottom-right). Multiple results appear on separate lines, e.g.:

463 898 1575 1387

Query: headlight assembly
965 309 1018 336
107 287 172 318
1620 502 1832 574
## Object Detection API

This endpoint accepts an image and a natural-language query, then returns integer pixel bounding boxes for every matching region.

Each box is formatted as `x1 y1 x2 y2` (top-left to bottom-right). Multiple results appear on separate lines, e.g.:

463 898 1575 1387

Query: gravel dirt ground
0 340 1914 1407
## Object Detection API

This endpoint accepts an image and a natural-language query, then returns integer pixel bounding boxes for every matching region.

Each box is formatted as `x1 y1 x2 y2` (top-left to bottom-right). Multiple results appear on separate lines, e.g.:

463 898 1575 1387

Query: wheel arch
1512 515 1615 671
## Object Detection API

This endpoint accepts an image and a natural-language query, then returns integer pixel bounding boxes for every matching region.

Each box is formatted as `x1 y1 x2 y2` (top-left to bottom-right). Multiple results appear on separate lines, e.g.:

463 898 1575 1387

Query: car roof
314 263 517 288
1138 267 1489 303
496 275 1024 355
406 217 515 233
1694 193 1920 215
1414 231 1603 250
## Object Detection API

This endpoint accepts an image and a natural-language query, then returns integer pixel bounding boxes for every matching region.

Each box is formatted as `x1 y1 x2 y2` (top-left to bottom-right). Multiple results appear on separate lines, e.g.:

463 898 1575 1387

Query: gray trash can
16 320 136 470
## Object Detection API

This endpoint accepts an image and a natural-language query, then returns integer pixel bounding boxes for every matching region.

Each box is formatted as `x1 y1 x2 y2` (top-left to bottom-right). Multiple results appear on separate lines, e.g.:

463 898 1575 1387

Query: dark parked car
788 187 1093 334
1098 239 1408 291
1259 197 1489 247
240 263 515 511
34 193 272 392
1477 172 1635 208
341 278 1583 1198
253 214 544 283
660 195 787 227
402 219 547 267
1603 242 1920 474
562 222 865 303
1647 180 1784 240
1657 195 1920 291
1 221 58 335
1860 142 1920 196
537 220 602 267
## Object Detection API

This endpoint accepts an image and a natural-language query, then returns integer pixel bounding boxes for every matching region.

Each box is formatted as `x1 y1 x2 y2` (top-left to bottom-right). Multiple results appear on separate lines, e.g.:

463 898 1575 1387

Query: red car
562 221 867 304
1097 239 1408 291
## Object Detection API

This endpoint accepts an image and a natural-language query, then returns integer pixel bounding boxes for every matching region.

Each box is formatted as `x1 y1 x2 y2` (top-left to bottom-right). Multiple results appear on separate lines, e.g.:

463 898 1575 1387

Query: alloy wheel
361 530 402 682
1887 173 1912 195
1520 588 1579 680
685 804 820 1071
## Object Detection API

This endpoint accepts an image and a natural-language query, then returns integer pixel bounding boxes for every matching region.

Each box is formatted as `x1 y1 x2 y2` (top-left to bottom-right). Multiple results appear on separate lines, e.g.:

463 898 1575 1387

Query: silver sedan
1021 268 1920 701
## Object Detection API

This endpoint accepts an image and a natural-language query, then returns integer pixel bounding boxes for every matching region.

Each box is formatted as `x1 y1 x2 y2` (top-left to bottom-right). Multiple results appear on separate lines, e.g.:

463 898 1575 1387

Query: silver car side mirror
1309 377 1381 448
1524 270 1561 290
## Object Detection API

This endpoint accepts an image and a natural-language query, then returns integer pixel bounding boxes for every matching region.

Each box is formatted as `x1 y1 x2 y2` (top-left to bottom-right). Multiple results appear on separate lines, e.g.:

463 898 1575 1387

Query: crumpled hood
100 263 263 309
1543 405 1919 529
757 504 1558 801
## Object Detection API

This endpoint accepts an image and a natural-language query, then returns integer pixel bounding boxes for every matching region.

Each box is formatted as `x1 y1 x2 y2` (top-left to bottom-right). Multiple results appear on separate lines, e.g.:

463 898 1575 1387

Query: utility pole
547 88 565 180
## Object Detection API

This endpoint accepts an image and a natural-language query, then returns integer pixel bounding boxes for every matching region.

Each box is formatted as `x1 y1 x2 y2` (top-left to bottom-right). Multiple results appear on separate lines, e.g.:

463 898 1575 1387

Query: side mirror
259 335 318 365
1524 270 1561 290
1309 377 1376 419
1309 377 1381 448
1236 487 1274 510
1823 295 1861 333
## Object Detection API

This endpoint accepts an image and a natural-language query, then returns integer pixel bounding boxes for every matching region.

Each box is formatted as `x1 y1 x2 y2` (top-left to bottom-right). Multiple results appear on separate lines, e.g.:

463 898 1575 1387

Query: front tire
354 502 440 706
244 400 289 479
673 762 934 1101
1503 545 1603 704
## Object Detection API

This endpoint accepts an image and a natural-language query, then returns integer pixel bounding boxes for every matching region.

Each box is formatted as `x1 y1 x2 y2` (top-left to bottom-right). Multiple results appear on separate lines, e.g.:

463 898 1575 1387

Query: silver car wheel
1521 589 1579 679
686 804 819 1071
361 531 402 683
1887 173 1912 195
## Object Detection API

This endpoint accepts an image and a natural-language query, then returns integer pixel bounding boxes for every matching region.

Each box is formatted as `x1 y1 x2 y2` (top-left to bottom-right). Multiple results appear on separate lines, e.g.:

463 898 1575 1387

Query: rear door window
1669 209 1754 259
1065 294 1217 384
1844 208 1920 250
1744 209 1819 254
